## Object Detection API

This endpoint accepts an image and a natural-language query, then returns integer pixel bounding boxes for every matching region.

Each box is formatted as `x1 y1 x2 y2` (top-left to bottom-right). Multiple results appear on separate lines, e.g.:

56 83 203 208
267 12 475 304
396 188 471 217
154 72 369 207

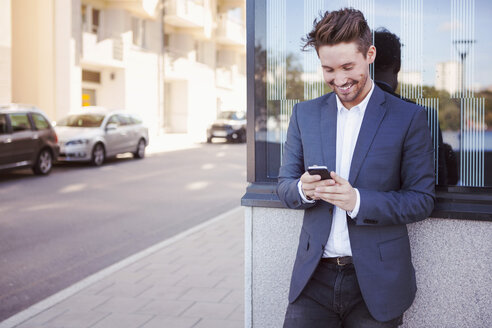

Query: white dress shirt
298 81 375 257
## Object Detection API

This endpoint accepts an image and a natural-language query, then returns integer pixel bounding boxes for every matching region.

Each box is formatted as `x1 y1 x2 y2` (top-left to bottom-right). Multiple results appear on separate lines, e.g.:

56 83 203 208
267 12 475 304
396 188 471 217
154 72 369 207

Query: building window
82 70 101 83
245 0 492 219
81 5 101 35
132 17 146 48
92 8 100 34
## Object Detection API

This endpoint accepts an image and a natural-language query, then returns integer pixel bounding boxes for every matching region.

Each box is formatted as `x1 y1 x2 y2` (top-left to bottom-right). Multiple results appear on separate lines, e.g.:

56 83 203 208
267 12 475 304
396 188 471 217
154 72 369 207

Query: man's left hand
314 171 357 212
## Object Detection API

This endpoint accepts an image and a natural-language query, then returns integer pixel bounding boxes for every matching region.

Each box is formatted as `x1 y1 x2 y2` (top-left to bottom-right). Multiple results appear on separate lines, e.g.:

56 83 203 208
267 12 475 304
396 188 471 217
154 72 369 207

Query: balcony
216 13 245 46
81 32 125 68
105 0 159 19
165 0 205 28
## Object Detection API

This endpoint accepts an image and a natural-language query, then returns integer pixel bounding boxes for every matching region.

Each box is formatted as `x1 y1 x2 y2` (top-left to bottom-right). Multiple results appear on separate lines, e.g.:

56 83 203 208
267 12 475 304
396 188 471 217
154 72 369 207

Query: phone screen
307 166 331 180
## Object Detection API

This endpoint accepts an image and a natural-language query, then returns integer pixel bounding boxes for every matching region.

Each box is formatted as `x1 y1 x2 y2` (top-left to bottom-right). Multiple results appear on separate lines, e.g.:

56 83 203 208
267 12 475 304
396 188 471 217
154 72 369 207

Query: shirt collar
335 79 374 115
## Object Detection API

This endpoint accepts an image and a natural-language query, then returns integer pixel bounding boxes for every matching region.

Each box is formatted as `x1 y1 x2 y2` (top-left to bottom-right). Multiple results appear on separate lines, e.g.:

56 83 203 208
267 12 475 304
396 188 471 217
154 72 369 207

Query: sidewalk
3 207 245 328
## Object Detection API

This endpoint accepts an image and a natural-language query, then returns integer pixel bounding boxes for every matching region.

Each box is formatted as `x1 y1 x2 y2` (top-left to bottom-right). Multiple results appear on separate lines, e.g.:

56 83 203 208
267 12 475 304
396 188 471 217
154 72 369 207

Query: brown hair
303 8 372 57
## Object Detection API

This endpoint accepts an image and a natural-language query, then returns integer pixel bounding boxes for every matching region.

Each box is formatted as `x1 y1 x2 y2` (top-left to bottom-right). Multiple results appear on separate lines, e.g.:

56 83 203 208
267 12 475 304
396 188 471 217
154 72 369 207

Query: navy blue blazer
277 85 435 322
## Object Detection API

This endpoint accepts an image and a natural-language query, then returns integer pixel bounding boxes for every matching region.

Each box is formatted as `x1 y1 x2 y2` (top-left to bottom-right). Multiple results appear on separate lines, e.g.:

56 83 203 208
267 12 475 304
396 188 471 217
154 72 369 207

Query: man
277 8 435 328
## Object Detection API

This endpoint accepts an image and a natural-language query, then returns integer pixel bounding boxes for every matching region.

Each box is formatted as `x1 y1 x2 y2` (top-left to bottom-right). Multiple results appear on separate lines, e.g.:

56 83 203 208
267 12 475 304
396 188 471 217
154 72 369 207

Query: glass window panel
9 114 32 132
256 0 492 187
32 113 50 130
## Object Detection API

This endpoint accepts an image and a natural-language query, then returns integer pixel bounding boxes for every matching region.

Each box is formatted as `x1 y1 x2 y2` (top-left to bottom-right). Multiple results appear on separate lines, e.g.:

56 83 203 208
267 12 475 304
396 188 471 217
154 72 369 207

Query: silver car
55 108 149 166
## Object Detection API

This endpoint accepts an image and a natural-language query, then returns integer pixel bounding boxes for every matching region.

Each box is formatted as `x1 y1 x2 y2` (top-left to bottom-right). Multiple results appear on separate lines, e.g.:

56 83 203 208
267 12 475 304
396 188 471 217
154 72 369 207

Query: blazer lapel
349 86 387 185
320 93 337 172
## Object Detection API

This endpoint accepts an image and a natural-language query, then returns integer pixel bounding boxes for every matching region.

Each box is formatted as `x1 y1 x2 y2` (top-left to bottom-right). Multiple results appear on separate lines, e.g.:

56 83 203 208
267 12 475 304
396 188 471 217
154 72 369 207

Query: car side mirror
106 123 118 131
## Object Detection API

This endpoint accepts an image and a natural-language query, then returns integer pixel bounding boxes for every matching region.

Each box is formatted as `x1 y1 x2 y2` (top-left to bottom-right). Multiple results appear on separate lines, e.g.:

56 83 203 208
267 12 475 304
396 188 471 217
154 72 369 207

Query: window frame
241 0 492 221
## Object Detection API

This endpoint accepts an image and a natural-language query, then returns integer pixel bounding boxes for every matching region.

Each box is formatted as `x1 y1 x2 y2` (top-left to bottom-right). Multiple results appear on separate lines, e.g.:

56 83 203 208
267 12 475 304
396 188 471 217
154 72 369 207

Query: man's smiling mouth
336 82 356 94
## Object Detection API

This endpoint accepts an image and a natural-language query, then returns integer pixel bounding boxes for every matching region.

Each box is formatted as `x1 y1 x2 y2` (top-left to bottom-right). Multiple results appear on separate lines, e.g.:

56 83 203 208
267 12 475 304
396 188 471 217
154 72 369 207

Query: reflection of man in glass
277 8 435 327
373 28 402 97
373 28 458 185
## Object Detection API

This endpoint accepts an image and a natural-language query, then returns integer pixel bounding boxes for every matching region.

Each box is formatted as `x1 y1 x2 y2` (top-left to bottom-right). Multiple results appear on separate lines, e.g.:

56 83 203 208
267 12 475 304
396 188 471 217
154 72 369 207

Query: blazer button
293 200 299 206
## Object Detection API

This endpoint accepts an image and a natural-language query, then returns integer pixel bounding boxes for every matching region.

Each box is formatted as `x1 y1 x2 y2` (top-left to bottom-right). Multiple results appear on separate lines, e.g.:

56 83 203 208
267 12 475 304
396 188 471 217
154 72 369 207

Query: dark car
0 104 59 175
207 111 246 143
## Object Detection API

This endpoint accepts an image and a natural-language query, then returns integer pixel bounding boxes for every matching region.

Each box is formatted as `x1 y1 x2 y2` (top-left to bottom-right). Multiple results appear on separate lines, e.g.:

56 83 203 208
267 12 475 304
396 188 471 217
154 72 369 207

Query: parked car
0 104 59 175
55 107 149 166
207 111 246 143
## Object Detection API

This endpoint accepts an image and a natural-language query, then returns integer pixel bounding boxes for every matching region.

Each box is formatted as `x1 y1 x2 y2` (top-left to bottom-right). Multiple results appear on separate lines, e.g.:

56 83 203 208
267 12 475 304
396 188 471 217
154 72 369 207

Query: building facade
0 0 245 140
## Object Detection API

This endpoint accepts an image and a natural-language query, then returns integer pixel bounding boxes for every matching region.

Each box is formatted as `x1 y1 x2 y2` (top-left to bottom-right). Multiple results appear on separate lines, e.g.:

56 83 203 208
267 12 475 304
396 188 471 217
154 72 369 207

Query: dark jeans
283 261 403 328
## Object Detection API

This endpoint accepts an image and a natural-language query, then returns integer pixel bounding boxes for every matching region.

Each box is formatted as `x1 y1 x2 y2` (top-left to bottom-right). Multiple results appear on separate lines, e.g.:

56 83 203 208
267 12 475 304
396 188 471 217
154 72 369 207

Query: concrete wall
244 206 492 328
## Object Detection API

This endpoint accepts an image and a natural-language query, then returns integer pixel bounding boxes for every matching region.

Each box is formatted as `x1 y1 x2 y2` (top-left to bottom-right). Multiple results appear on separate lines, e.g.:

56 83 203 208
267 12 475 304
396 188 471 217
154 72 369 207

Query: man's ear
367 45 376 64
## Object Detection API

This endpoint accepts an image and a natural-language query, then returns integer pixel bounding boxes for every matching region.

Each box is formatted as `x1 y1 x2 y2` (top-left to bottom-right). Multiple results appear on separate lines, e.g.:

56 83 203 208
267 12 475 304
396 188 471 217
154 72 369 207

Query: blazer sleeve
354 107 436 226
277 104 317 210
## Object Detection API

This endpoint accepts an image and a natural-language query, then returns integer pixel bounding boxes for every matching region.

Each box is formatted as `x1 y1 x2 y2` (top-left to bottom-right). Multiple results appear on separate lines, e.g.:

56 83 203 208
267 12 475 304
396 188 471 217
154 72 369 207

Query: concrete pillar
0 0 11 104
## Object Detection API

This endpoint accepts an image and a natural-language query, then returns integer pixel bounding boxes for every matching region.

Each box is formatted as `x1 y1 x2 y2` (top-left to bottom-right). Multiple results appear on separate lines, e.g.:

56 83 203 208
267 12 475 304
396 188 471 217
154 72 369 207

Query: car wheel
207 137 212 143
91 143 105 166
32 148 53 175
134 139 146 159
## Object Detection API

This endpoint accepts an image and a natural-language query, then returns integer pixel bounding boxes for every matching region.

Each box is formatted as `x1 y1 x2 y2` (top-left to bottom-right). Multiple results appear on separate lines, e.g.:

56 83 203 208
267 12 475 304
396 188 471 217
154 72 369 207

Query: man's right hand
300 171 331 201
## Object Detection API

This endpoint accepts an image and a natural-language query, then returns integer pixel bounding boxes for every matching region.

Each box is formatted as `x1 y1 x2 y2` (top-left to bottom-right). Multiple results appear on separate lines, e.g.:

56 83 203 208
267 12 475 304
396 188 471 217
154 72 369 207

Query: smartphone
307 165 331 180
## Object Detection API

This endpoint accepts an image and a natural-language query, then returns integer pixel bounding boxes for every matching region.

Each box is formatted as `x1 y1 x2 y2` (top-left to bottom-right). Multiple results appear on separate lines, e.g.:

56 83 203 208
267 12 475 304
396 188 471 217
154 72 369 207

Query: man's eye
343 66 353 71
324 69 333 73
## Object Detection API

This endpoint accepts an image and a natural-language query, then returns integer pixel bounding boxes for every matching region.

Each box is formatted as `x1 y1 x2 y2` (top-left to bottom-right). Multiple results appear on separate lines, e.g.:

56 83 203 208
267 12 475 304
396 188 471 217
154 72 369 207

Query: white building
0 0 246 141
435 61 462 96
163 0 246 139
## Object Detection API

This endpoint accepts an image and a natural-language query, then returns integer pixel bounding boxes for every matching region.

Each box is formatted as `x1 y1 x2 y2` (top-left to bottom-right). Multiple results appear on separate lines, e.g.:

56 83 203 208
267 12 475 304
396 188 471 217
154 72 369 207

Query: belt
320 256 353 266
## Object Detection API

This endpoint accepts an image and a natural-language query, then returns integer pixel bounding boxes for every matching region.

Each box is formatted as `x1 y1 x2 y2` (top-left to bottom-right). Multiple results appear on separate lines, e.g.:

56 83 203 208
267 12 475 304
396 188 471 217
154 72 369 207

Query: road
0 143 246 322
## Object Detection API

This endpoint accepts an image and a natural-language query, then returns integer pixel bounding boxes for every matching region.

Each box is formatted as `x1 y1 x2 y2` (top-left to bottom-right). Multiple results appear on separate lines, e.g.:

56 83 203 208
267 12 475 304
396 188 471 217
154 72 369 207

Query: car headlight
66 139 90 146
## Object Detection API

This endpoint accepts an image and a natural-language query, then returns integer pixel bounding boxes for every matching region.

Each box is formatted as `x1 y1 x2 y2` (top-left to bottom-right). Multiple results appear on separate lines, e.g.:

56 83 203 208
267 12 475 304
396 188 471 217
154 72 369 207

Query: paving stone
97 282 153 298
227 304 244 321
178 287 232 302
175 274 224 288
137 272 185 286
105 270 152 284
55 294 110 311
138 284 191 300
94 296 152 313
192 318 244 328
136 299 194 316
90 313 153 328
215 274 244 289
181 302 237 320
41 310 109 328
220 290 244 304
139 315 201 328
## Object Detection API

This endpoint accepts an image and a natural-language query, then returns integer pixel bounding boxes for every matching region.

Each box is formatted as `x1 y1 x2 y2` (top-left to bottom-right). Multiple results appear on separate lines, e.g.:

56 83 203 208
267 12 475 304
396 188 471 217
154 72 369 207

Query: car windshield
218 111 245 120
57 114 105 127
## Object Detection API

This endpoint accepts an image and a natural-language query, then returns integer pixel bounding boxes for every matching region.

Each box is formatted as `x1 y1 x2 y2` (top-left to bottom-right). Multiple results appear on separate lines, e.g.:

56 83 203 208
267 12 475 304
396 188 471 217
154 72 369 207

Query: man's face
319 42 376 109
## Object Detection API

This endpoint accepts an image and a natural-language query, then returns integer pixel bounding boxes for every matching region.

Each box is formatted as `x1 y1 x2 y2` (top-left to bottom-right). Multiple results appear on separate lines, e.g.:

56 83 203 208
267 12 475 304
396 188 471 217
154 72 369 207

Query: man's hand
313 171 357 212
300 171 328 201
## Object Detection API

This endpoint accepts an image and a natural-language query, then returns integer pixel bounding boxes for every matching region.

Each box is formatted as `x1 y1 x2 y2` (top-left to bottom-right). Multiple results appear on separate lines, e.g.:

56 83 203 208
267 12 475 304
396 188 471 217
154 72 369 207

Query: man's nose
334 73 348 86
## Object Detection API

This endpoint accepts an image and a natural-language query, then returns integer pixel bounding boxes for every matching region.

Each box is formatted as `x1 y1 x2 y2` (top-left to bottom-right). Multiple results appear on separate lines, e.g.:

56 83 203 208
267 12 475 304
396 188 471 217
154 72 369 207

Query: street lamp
453 39 475 97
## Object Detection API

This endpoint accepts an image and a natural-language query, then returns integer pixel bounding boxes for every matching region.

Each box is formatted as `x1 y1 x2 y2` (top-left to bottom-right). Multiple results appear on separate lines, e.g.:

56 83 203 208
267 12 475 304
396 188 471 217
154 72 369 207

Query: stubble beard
332 74 368 106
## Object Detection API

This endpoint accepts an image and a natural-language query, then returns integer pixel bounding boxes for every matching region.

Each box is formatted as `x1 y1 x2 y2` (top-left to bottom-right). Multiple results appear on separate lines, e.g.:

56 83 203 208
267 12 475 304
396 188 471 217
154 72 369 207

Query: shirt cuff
297 180 315 203
347 188 360 218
